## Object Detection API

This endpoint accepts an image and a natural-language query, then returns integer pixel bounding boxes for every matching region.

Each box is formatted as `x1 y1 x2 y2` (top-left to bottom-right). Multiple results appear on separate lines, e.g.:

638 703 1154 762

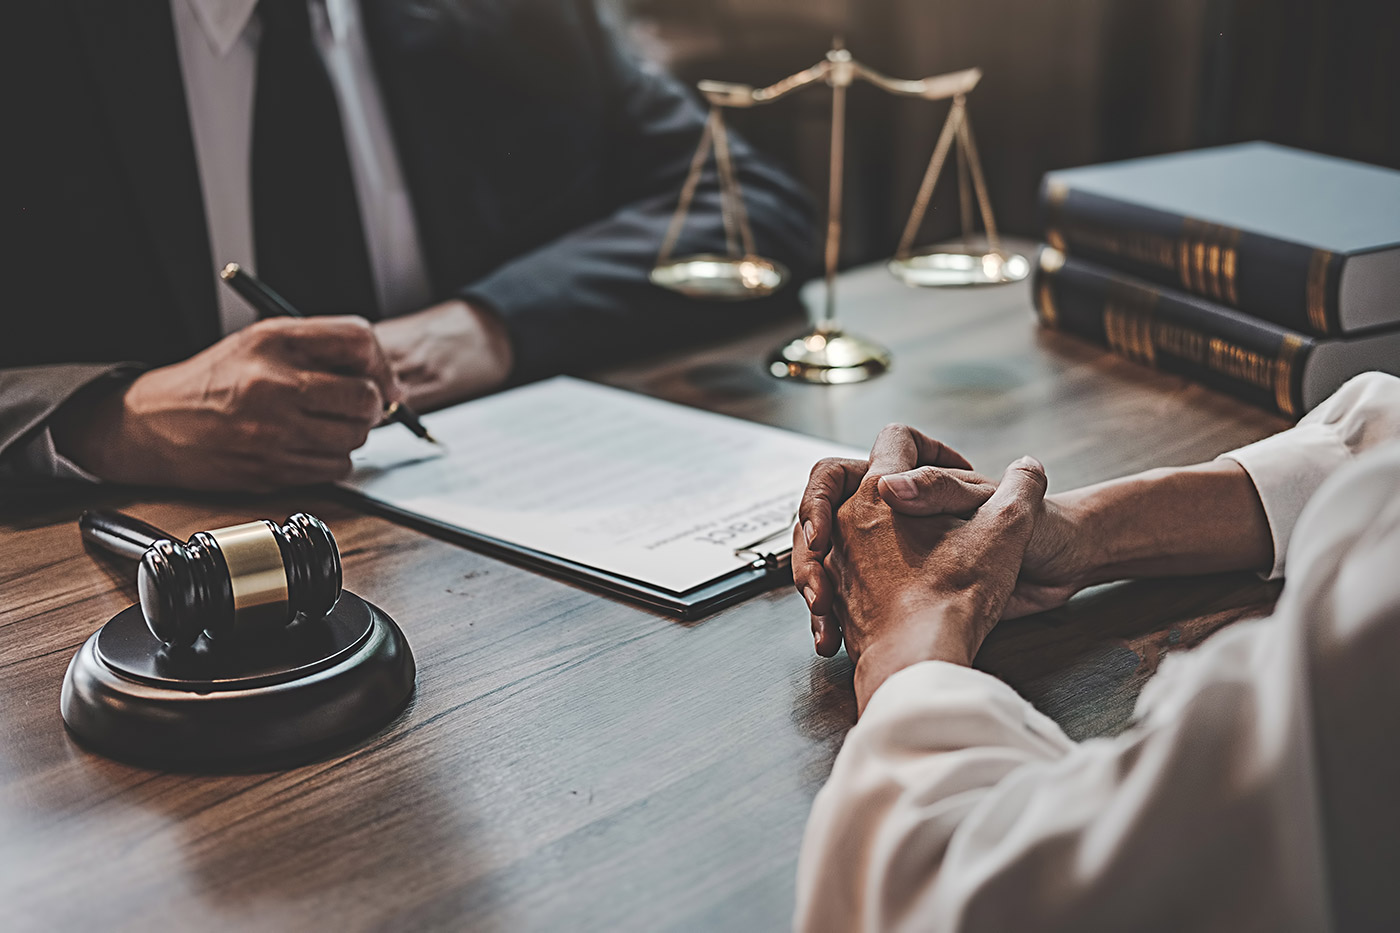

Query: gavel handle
79 509 175 561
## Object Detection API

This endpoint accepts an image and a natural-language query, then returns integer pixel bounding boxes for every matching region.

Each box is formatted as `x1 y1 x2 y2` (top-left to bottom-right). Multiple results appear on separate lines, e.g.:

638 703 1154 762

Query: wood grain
0 247 1288 931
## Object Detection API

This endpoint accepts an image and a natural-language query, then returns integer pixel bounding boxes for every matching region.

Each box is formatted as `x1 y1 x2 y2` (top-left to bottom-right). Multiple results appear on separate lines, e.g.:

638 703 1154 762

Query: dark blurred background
611 0 1400 267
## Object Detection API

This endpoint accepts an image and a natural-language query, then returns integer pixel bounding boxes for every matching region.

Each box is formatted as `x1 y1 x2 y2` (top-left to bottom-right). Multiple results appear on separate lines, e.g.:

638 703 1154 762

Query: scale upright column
769 46 891 384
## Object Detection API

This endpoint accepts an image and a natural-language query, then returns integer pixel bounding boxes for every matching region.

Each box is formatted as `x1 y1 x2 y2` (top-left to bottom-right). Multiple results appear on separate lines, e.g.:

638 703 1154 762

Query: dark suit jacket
1 0 814 472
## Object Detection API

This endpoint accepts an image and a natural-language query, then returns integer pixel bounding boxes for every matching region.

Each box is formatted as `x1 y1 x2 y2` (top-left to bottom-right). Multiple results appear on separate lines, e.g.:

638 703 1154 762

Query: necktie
252 0 378 316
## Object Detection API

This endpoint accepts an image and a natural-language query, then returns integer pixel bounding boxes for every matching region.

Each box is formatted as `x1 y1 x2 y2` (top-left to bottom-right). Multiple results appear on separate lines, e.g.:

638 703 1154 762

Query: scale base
889 247 1030 287
60 592 415 772
650 254 788 300
768 330 891 384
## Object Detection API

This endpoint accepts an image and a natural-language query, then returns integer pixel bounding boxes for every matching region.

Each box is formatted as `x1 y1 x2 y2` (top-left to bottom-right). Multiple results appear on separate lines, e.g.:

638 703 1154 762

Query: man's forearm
1051 460 1273 587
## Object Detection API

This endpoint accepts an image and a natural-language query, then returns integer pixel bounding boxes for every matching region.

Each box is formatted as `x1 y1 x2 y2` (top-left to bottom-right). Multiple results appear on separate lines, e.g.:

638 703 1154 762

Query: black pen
220 263 439 446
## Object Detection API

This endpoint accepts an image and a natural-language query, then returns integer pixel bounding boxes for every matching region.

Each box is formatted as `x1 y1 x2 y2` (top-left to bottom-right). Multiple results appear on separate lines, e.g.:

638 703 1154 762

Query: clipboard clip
731 513 797 572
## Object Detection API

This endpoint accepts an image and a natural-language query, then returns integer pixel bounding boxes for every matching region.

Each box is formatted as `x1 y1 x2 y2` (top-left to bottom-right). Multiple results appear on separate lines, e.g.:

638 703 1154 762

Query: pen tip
424 431 443 447
220 262 240 280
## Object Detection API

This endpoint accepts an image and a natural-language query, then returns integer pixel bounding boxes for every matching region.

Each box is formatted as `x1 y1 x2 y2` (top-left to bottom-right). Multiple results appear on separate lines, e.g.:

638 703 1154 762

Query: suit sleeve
458 1 816 382
0 363 142 480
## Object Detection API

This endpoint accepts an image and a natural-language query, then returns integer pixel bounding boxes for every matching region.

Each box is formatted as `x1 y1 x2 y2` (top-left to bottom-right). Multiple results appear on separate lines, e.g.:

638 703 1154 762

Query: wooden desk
1 254 1288 931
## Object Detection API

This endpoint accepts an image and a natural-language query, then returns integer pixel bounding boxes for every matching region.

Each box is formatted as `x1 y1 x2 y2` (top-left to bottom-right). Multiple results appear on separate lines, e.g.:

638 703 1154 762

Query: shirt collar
182 0 260 57
183 0 349 55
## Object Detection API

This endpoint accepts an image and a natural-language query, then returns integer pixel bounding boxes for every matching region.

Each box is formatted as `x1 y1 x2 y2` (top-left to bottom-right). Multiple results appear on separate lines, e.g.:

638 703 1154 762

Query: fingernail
803 521 815 546
1016 455 1044 472
884 473 918 499
803 586 816 608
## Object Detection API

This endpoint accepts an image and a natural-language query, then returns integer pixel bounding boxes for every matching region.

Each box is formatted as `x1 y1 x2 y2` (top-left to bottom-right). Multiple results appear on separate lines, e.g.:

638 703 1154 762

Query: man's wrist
453 299 513 389
375 299 514 410
48 375 138 481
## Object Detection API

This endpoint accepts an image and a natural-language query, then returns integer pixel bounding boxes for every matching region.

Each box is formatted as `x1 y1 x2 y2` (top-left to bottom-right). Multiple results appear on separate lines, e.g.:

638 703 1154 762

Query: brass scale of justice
650 42 1029 384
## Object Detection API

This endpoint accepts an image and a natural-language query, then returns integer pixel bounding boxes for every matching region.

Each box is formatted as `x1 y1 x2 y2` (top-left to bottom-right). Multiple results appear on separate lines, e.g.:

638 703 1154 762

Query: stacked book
1033 142 1400 417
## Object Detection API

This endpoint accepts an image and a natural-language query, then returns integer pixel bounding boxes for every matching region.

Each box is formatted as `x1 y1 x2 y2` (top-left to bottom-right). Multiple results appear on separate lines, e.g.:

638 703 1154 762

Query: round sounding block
60 592 414 771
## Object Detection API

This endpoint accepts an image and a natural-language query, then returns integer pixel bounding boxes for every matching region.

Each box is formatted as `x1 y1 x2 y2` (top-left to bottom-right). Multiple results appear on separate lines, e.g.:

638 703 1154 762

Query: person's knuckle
995 497 1035 529
808 457 842 486
916 466 950 493
243 318 277 344
356 379 383 415
234 419 261 445
875 422 908 444
244 419 283 448
1022 464 1050 491
345 317 377 347
252 357 293 389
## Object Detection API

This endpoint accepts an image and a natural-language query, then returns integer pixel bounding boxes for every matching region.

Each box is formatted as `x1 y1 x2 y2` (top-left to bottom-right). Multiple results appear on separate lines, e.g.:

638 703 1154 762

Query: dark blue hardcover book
1033 247 1400 418
1041 143 1400 337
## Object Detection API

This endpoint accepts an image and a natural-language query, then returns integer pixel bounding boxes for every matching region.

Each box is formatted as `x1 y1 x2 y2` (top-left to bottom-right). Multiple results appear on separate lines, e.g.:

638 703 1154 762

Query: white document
345 377 863 593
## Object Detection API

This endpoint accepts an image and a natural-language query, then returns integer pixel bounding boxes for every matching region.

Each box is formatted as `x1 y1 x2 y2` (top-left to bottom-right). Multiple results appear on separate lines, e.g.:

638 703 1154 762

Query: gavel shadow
69 697 498 927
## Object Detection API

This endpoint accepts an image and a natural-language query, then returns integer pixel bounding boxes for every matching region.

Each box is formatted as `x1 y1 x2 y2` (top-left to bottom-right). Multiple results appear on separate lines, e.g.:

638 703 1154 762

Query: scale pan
888 248 1030 287
650 254 789 300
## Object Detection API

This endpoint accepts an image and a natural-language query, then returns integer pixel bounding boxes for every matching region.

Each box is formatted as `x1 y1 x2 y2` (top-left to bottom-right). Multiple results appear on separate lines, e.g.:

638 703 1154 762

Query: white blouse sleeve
1219 371 1400 579
795 375 1400 933
794 627 1332 932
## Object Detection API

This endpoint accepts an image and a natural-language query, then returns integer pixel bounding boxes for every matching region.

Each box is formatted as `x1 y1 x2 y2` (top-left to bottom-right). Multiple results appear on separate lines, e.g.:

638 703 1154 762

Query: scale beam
652 44 1024 384
699 60 982 109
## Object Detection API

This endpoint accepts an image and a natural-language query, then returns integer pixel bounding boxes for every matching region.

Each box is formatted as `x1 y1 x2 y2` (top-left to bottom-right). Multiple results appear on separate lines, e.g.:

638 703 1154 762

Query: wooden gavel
79 510 342 648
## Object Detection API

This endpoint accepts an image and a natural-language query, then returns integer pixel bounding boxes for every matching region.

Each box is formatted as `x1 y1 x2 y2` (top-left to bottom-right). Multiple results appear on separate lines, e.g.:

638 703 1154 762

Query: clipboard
339 377 861 620
337 488 795 619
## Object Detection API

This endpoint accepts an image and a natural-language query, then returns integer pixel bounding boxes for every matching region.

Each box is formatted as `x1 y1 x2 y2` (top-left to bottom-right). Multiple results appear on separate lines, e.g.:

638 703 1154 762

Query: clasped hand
793 425 1081 712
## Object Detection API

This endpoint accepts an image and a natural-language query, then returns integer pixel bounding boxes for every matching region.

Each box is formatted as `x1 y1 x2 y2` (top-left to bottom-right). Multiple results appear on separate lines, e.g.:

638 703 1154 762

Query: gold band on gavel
208 521 289 631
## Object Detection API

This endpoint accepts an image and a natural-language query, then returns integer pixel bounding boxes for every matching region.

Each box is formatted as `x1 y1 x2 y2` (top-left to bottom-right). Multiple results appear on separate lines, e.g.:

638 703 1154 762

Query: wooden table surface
1 251 1289 931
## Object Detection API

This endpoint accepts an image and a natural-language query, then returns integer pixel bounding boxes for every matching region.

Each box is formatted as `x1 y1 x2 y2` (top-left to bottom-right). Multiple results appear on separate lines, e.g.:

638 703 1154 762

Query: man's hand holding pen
50 316 404 492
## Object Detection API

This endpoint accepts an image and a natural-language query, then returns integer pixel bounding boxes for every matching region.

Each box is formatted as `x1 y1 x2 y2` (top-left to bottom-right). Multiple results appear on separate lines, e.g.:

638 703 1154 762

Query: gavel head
136 513 342 648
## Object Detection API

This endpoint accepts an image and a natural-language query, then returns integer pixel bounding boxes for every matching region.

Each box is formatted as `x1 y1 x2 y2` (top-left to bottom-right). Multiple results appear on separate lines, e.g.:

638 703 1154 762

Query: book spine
1033 249 1315 418
1040 178 1344 337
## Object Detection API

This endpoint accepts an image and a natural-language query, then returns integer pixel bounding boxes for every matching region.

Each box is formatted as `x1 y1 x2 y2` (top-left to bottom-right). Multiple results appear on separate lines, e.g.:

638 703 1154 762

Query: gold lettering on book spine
1306 250 1332 335
1194 241 1207 298
1176 240 1190 291
1177 219 1243 307
1057 223 1174 268
1153 319 1208 364
1205 244 1218 298
1274 334 1305 418
1097 278 1300 417
1207 339 1276 392
1045 180 1068 251
1223 230 1240 305
1103 288 1157 367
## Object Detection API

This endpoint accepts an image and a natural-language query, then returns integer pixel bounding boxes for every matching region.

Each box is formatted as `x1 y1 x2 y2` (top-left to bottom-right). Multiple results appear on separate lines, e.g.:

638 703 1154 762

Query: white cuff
1218 425 1350 580
1218 372 1400 579
861 661 1075 758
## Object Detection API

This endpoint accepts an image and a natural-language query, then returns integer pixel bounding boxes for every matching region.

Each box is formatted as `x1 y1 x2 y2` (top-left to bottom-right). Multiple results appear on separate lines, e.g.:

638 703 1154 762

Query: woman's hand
792 426 998 657
820 450 1049 713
